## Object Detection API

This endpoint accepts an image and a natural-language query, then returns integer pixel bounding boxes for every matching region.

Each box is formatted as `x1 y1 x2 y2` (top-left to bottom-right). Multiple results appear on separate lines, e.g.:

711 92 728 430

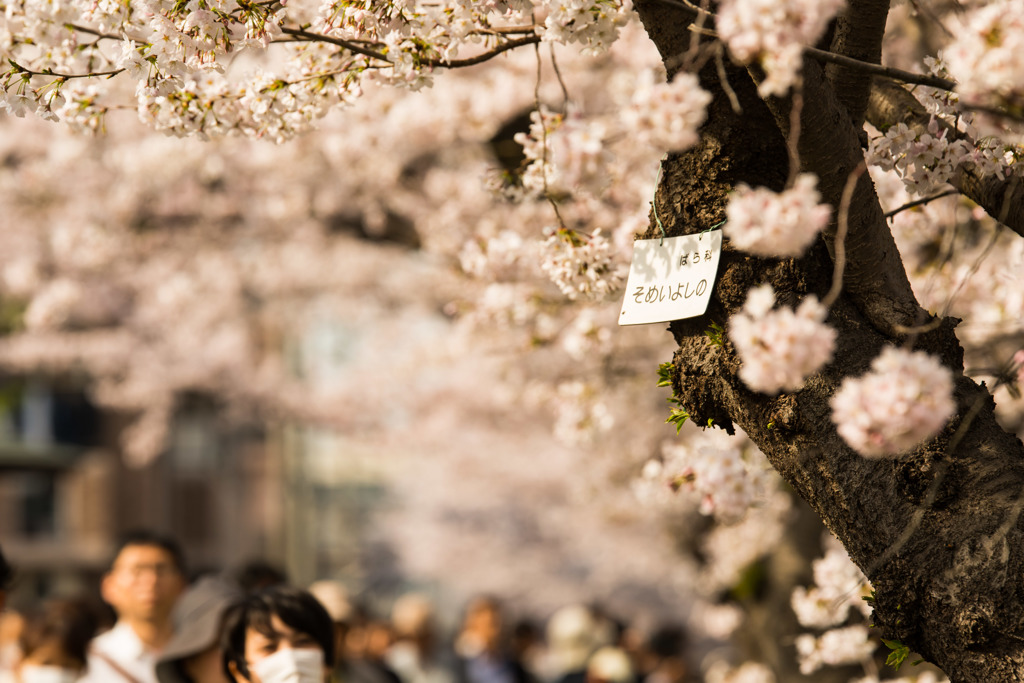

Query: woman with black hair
0 545 11 613
221 587 335 683
15 598 99 683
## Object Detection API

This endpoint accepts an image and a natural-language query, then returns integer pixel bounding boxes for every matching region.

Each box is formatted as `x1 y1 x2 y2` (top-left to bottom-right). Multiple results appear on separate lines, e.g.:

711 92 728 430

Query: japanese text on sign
619 230 722 326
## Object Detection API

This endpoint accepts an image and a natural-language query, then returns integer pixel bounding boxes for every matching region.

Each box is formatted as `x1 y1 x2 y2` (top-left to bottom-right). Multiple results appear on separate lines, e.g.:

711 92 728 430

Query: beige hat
547 605 598 675
309 580 353 623
587 647 633 683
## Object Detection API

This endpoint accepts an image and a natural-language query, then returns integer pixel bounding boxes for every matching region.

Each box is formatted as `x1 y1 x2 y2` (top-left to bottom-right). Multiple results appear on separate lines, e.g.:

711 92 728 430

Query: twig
278 27 390 62
533 42 567 232
883 189 959 219
786 82 804 188
681 22 958 92
803 45 956 91
6 59 123 80
437 35 540 68
549 43 570 110
65 23 121 41
715 43 741 114
823 162 866 308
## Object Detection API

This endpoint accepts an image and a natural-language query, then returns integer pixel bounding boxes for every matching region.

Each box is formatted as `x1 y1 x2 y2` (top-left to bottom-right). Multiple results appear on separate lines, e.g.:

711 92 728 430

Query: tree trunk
632 2 1024 681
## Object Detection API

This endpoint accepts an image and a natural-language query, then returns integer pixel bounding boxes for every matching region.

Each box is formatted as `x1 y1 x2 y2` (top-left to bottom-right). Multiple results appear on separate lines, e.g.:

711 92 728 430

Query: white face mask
250 647 324 683
19 665 80 683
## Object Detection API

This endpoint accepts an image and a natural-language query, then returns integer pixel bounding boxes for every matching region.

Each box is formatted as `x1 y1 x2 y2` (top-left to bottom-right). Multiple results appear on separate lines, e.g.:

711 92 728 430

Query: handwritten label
618 230 722 326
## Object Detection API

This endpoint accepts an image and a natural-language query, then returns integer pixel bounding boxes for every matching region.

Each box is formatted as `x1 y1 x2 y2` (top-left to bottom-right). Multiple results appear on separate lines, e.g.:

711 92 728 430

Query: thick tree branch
866 78 1024 238
824 0 893 128
761 59 925 336
633 3 1024 680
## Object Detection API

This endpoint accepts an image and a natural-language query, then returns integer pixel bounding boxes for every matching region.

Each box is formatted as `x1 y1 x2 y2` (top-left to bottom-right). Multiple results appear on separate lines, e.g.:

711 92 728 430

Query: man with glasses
82 531 187 683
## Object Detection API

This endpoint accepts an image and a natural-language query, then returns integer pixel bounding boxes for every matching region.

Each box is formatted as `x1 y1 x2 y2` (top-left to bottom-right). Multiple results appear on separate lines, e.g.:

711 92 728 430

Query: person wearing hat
156 575 243 683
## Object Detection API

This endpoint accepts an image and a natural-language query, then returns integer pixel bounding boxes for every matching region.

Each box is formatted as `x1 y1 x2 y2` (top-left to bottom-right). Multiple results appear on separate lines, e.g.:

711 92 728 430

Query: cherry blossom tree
2 0 1024 680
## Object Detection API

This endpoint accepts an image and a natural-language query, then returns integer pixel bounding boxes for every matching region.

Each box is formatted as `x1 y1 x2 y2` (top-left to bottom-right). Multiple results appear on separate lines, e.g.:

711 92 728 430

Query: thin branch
278 26 390 62
883 190 959 219
433 35 540 68
65 23 122 41
533 42 567 232
786 82 804 188
549 43 570 110
823 161 866 309
803 45 956 91
7 59 124 80
682 21 956 92
471 25 539 36
653 0 714 17
714 43 741 114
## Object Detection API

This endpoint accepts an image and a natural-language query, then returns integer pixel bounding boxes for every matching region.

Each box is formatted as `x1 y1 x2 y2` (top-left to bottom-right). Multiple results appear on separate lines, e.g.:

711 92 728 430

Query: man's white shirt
80 621 159 683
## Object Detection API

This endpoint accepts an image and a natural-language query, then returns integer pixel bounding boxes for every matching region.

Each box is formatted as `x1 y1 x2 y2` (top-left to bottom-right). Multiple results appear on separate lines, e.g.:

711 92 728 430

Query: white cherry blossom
831 346 956 458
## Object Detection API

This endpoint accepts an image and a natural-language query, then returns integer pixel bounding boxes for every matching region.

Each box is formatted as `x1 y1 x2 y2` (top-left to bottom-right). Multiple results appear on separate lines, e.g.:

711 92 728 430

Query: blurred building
0 373 399 606
0 377 274 601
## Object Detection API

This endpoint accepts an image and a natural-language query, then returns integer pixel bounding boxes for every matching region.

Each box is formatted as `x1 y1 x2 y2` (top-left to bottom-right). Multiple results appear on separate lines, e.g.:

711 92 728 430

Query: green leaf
705 321 724 347
881 639 910 669
665 407 690 433
657 361 673 387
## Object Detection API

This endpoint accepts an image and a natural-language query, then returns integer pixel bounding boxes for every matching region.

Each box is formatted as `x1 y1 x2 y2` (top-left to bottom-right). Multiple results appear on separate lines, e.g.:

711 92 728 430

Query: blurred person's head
233 563 287 595
156 575 244 683
0 545 12 612
641 625 687 683
456 595 504 658
390 593 435 651
221 586 334 683
546 605 598 676
102 530 186 630
307 580 351 661
15 598 99 683
586 648 633 683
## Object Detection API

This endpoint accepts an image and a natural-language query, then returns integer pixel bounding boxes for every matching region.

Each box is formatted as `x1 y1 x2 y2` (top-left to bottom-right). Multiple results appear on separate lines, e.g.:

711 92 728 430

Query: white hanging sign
618 230 723 326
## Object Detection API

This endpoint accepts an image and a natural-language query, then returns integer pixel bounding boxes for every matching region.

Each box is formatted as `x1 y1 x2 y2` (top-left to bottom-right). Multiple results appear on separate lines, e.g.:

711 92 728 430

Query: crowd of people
0 534 693 683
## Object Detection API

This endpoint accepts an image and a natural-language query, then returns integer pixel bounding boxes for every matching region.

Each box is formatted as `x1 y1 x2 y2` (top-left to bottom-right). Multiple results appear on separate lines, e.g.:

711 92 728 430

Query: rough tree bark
632 1 1024 681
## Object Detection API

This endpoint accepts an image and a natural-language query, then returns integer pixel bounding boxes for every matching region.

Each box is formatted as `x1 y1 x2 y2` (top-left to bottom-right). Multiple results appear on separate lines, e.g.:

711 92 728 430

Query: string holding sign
619 229 723 326
623 158 724 325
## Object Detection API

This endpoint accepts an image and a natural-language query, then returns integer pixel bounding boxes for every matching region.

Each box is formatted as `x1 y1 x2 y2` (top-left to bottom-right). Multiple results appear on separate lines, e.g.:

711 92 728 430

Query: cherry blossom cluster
552 380 615 446
518 107 613 197
852 673 948 683
729 284 836 395
704 661 775 683
655 429 775 524
535 0 631 55
942 1 1024 113
716 0 846 96
831 346 956 458
620 71 712 152
515 71 711 200
790 541 871 629
0 0 638 137
867 118 1010 197
723 174 832 258
794 625 875 675
539 228 625 301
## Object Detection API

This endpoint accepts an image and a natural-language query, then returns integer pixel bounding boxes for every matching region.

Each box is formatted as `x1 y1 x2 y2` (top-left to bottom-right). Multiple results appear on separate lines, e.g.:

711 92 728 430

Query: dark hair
221 586 335 680
19 598 100 668
108 530 186 576
232 561 287 594
0 545 12 590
